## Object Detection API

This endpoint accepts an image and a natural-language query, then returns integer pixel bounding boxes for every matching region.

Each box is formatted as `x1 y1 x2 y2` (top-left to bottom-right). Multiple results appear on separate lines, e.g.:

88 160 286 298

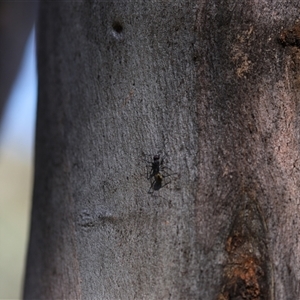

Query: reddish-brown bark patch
218 195 272 300
278 22 300 48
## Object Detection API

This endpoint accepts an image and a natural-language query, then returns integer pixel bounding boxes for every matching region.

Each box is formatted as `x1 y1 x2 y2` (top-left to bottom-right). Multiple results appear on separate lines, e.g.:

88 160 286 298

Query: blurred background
0 29 36 299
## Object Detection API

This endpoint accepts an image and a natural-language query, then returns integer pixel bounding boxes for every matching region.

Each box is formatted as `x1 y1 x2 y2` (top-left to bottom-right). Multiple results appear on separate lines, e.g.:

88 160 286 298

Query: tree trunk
24 1 300 299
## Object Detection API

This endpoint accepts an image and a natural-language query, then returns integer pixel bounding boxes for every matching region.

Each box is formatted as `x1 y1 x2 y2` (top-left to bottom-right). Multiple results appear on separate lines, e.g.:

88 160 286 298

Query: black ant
145 154 173 194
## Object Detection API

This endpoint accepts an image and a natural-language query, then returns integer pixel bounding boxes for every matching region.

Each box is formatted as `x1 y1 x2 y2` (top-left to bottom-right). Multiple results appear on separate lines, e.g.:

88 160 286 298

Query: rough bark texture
24 1 300 299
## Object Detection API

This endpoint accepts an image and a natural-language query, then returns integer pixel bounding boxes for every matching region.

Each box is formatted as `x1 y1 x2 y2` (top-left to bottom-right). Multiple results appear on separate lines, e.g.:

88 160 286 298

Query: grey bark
24 1 300 299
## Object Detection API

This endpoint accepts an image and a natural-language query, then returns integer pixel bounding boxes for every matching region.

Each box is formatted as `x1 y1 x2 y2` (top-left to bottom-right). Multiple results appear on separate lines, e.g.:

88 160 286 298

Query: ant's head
153 154 160 161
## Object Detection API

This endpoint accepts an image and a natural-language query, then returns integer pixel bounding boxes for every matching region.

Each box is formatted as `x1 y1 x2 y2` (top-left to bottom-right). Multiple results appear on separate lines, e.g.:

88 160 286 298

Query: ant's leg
161 171 177 178
146 166 150 179
160 154 172 167
146 167 155 180
161 165 173 172
160 180 171 188
148 178 156 194
143 153 155 165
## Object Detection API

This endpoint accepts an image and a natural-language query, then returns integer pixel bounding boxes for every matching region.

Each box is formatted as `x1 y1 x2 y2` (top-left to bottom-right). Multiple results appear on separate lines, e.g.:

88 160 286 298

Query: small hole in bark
112 21 123 33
